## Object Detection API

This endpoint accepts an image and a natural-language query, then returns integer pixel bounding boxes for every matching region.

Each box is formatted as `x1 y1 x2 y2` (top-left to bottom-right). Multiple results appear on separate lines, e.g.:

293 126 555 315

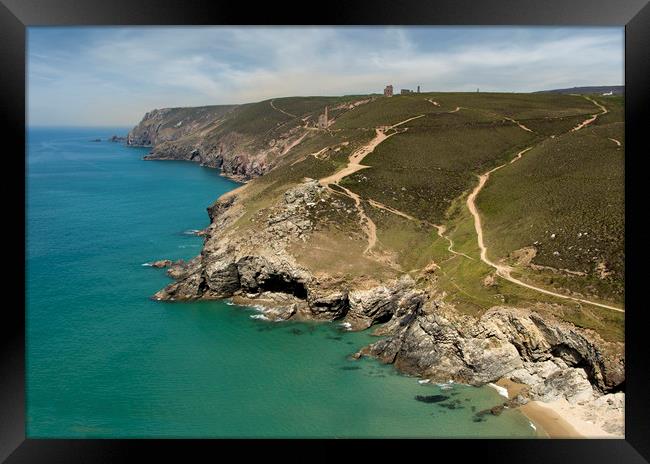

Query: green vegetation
194 91 623 341
267 96 354 119
594 95 624 126
333 94 435 128
421 92 597 119
341 116 536 223
151 105 237 131
364 204 438 272
477 117 624 303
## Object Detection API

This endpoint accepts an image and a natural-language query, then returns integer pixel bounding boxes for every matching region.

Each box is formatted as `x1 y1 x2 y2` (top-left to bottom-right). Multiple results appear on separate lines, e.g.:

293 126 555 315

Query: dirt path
426 99 462 115
290 146 329 166
433 224 475 260
320 114 424 186
465 144 624 313
319 114 425 254
336 185 377 254
505 117 534 133
367 198 473 261
571 96 608 132
281 132 308 156
270 99 297 118
368 198 417 222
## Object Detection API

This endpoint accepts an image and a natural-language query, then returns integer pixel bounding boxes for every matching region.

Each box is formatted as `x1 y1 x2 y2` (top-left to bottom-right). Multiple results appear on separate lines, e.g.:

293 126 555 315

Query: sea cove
26 127 538 438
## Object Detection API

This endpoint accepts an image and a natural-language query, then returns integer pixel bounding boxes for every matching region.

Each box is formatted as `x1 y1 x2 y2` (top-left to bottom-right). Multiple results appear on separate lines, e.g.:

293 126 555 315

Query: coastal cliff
128 97 370 181
127 105 237 147
142 92 625 436
152 177 624 435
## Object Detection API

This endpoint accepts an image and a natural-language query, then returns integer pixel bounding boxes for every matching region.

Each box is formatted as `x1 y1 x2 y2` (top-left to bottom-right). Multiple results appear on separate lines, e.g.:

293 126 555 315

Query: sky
27 26 624 127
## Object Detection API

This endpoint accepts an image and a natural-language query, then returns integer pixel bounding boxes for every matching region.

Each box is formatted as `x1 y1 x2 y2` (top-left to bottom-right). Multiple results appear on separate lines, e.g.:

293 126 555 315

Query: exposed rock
509 246 537 266
140 119 307 181
150 259 173 268
166 257 200 280
147 168 623 427
344 276 424 330
482 273 497 288
534 368 594 404
364 304 623 395
307 289 349 320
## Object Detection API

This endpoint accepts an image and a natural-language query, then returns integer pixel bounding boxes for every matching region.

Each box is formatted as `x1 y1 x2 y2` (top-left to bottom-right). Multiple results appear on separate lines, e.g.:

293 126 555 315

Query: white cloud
28 27 623 126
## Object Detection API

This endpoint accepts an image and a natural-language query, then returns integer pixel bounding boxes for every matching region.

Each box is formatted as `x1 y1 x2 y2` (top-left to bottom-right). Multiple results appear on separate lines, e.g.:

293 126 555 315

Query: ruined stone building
318 106 329 128
400 88 413 95
384 85 393 97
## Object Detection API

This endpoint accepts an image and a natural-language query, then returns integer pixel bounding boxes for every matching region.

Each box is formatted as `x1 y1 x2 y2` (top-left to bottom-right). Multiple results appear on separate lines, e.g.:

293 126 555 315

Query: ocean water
26 127 539 438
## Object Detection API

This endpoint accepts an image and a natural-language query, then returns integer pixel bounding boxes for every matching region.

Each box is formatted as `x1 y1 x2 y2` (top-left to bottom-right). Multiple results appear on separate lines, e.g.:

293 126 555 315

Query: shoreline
496 379 621 439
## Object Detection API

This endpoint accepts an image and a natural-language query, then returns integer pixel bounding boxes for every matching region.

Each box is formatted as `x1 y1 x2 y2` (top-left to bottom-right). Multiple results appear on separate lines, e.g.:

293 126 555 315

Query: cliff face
127 105 236 147
128 97 360 181
153 180 419 329
143 123 307 181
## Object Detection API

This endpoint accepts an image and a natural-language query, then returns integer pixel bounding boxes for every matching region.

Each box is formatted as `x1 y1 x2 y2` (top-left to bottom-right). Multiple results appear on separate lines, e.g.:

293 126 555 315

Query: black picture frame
2 0 649 461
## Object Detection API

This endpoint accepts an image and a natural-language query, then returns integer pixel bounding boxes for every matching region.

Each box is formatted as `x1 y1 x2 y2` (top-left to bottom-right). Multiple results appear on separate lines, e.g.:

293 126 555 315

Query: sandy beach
496 378 623 439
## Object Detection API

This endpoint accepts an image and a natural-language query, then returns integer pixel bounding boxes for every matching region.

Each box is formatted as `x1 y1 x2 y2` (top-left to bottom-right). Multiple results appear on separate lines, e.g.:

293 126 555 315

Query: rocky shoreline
127 105 315 181
145 178 625 437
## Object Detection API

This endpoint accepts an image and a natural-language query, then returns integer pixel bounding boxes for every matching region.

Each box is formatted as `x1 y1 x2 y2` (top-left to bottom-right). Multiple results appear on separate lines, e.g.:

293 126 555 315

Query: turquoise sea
26 127 539 438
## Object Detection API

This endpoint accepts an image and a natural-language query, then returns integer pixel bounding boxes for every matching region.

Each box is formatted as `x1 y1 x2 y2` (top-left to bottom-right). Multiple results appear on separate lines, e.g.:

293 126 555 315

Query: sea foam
488 383 509 398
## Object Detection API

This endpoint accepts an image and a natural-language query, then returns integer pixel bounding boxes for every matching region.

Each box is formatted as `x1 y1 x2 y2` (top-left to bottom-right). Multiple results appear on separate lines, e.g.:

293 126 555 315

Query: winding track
319 114 425 254
571 96 608 132
465 97 624 313
504 117 534 133
317 97 622 312
270 99 297 118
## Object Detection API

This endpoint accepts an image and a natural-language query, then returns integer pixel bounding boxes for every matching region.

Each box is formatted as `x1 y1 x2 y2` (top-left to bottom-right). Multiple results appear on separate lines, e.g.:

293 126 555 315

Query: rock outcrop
142 122 307 181
361 303 623 397
151 178 624 406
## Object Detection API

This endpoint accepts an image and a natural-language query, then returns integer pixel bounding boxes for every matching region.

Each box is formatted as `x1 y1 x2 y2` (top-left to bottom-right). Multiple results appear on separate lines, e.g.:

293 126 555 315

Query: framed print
2 0 649 461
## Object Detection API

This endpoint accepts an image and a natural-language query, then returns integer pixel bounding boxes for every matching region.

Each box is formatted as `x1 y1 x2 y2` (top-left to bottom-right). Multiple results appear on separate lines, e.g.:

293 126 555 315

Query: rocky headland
129 102 326 181
133 93 625 437
150 178 624 437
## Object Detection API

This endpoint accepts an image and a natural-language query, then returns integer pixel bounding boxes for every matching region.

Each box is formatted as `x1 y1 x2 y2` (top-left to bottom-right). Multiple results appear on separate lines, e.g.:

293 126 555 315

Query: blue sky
27 26 624 126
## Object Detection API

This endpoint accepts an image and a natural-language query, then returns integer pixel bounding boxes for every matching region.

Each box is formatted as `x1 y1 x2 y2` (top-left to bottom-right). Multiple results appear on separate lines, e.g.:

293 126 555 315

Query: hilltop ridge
534 85 624 95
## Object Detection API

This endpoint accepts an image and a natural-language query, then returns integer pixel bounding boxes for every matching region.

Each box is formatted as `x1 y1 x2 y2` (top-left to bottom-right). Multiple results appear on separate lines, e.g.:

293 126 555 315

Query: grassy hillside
341 117 536 223
477 96 624 303
161 91 623 341
150 105 237 130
